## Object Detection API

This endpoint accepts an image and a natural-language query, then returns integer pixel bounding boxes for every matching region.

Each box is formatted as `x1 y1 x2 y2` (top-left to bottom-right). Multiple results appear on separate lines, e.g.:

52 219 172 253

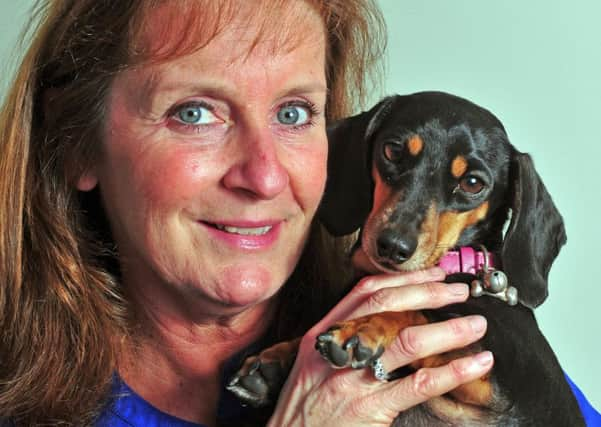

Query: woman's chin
211 264 280 308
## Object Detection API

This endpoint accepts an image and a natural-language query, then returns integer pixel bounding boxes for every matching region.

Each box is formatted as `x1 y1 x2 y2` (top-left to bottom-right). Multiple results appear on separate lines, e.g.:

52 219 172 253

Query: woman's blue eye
277 104 311 126
174 103 219 125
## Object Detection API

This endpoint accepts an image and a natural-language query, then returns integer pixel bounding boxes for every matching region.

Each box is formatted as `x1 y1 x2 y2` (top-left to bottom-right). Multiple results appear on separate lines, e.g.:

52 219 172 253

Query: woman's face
78 3 328 318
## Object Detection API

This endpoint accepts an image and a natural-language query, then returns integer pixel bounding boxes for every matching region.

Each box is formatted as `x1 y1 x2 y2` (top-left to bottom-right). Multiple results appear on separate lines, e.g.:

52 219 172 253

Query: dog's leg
227 338 301 407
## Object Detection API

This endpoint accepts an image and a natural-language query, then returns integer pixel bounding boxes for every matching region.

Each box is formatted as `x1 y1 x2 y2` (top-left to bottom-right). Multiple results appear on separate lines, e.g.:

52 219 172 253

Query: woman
1 1 502 426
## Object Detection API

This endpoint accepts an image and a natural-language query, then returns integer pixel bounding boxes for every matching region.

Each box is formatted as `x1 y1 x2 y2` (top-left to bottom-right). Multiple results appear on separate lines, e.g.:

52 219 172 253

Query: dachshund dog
227 92 585 426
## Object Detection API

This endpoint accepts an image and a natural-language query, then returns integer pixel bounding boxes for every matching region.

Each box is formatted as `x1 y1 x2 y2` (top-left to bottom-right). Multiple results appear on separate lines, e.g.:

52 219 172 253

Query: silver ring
371 358 388 382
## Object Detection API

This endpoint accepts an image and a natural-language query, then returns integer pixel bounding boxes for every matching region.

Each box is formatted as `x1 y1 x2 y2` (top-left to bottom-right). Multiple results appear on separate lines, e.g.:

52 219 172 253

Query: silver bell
483 270 508 293
471 274 519 306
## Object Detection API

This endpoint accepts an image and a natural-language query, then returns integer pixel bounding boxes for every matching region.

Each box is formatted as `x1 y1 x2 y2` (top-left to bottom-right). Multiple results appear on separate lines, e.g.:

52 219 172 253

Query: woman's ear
75 170 99 191
45 87 100 193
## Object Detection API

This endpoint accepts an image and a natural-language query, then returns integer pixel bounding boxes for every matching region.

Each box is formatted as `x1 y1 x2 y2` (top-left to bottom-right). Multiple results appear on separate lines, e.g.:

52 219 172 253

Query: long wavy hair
0 0 386 424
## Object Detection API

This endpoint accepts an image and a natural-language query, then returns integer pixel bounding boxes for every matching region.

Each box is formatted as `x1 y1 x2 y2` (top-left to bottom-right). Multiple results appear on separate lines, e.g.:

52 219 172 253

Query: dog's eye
459 175 485 194
383 142 403 162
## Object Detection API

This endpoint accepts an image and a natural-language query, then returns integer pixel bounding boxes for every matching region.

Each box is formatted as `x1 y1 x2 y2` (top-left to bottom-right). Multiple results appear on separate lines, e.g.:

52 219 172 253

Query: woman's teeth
214 224 272 236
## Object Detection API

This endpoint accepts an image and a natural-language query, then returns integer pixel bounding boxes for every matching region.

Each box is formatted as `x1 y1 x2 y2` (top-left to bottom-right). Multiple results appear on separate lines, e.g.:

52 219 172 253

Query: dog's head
319 92 566 308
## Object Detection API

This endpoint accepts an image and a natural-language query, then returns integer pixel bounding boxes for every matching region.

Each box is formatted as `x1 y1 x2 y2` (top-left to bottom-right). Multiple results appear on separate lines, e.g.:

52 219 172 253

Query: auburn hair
0 0 385 424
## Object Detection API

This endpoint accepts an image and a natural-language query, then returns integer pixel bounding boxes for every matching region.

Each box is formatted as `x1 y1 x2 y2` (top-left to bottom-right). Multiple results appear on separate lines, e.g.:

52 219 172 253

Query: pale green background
1 0 599 410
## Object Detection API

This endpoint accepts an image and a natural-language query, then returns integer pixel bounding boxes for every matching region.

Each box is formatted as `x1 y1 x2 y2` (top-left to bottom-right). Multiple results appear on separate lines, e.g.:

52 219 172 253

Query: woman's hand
267 267 492 427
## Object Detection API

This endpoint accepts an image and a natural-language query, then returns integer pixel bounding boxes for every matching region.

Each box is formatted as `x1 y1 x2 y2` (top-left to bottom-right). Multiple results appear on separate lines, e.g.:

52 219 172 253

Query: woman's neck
117 295 277 426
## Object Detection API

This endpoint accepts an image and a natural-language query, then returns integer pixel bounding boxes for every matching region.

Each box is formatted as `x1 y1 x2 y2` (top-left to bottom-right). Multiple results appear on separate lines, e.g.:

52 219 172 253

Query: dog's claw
316 332 351 367
316 332 333 344
227 358 287 408
354 341 375 362
249 359 260 372
227 369 270 407
343 335 359 351
238 370 268 397
315 328 385 370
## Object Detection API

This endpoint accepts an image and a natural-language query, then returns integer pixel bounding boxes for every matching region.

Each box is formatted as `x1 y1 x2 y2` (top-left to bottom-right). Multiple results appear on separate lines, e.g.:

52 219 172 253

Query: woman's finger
341 267 447 312
316 350 494 424
379 314 487 370
346 280 469 320
311 267 453 329
382 351 494 413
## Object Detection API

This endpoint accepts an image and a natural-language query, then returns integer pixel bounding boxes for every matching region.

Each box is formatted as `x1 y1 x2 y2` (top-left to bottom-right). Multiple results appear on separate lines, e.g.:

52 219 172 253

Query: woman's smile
200 219 282 250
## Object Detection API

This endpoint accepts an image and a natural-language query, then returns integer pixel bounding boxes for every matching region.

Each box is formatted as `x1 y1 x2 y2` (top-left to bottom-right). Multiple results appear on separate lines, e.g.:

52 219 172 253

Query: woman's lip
199 220 282 250
203 219 280 228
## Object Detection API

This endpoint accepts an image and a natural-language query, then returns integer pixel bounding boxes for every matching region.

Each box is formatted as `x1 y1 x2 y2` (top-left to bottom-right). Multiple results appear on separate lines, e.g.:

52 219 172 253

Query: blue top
566 375 601 427
95 372 601 426
95 377 203 427
95 350 257 427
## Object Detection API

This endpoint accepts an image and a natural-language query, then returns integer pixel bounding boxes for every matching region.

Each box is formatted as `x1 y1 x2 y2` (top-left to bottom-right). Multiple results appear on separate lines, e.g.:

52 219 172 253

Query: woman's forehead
130 0 325 64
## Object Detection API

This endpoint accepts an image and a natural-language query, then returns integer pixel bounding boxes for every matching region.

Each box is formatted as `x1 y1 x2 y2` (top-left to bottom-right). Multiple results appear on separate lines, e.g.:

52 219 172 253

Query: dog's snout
376 229 416 264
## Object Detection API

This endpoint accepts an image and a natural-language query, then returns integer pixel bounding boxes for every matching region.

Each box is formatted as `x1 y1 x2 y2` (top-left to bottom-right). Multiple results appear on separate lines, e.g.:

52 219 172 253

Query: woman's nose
222 130 289 199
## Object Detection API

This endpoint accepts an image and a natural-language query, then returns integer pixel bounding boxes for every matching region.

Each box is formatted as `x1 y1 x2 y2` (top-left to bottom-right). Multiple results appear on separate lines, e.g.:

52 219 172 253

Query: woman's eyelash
164 100 226 134
279 100 322 129
165 99 322 134
283 100 321 117
292 100 319 113
166 101 215 120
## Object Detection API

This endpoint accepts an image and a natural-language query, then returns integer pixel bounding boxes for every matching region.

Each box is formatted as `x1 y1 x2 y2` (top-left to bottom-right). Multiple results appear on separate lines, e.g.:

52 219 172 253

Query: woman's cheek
295 142 328 211
137 149 219 206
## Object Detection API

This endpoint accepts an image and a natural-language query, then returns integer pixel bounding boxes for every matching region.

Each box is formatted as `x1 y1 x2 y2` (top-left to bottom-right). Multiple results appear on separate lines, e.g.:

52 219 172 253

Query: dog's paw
315 322 386 369
315 312 425 372
226 338 300 407
226 356 285 407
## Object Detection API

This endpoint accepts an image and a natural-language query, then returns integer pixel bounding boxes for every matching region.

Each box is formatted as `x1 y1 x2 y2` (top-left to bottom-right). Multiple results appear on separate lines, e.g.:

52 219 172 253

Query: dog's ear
318 97 395 236
501 152 567 308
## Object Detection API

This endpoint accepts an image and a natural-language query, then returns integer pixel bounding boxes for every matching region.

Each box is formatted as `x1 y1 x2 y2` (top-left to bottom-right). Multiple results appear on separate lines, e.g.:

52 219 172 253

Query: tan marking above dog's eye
451 156 468 178
407 135 423 156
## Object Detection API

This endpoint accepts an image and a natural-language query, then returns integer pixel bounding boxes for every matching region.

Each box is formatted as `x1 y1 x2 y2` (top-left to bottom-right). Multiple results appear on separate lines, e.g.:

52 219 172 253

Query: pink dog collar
437 246 497 275
438 247 519 306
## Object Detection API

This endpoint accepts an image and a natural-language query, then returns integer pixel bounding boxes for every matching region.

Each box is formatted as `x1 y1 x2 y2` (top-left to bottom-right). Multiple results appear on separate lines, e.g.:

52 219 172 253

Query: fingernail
468 315 487 334
447 283 469 297
456 351 493 376
474 351 493 367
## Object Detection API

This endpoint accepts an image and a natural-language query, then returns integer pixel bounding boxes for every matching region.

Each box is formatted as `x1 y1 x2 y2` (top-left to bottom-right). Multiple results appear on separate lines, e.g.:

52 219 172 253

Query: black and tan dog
227 92 584 426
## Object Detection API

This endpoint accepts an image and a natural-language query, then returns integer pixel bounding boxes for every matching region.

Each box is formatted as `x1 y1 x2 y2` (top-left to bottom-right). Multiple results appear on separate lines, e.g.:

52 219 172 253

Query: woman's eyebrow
131 72 233 117
130 65 327 118
280 83 328 98
141 80 327 111
141 71 236 101
149 79 327 97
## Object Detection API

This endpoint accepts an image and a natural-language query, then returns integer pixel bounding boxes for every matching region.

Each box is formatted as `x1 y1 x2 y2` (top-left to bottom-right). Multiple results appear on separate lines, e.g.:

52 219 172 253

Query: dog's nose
376 230 416 264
